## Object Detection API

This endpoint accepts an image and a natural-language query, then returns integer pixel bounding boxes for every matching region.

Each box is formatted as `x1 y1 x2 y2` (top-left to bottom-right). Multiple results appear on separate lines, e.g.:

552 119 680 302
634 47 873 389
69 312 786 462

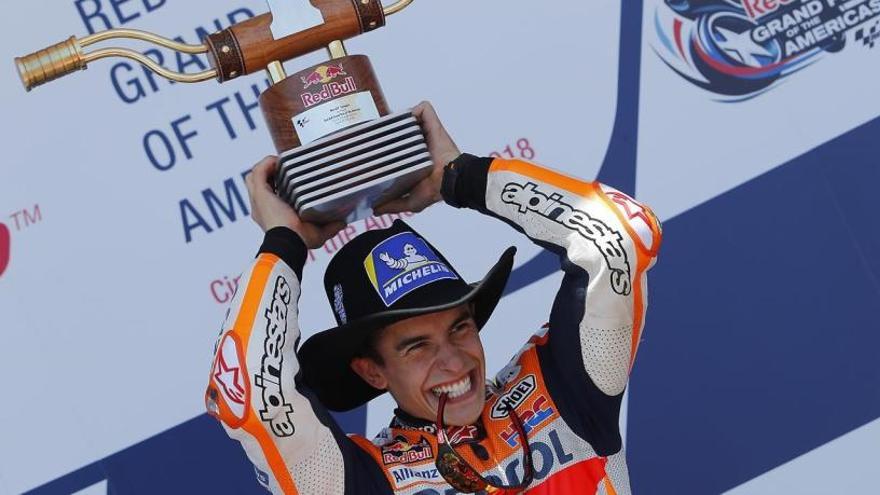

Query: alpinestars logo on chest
501 181 632 295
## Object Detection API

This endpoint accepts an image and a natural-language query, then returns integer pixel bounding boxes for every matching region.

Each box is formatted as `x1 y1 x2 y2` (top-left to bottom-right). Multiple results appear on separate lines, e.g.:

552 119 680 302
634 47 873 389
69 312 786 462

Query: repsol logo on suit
411 429 576 495
255 275 296 437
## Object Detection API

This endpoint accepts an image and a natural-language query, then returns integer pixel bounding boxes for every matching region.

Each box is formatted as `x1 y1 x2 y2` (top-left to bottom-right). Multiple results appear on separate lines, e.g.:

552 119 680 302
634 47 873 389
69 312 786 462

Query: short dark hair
353 326 386 366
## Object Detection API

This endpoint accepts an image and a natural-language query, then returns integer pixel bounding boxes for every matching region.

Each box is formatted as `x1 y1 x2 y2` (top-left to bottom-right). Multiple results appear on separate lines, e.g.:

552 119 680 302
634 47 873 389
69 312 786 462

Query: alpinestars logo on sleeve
255 275 296 437
501 182 632 295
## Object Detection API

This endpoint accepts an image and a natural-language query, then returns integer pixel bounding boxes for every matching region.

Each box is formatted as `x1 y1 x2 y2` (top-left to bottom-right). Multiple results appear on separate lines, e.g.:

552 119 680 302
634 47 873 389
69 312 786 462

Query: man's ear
350 357 389 390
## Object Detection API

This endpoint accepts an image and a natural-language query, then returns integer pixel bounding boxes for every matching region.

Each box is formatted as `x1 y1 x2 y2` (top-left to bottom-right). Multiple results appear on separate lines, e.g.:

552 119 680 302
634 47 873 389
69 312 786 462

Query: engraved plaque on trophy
15 0 428 223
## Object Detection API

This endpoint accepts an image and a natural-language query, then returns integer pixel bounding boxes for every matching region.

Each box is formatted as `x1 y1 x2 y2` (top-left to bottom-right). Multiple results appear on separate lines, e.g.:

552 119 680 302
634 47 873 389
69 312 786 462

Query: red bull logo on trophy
300 63 358 107
301 63 349 89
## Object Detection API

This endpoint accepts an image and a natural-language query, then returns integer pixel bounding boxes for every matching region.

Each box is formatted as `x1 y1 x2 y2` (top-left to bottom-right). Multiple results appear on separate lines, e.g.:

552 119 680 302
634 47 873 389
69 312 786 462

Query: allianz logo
389 463 441 488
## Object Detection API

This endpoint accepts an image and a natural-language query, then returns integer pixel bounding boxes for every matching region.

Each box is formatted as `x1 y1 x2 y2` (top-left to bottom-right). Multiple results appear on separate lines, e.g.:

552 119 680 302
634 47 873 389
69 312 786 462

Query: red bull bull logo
300 63 348 89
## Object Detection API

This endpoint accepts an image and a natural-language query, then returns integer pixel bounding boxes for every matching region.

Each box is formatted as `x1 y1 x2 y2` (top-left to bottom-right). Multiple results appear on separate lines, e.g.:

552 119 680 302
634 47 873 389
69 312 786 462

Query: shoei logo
364 233 459 307
491 374 537 419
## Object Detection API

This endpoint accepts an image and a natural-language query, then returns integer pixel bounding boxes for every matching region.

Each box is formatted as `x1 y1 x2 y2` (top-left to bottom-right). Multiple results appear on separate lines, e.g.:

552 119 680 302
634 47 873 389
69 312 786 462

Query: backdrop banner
1 1 878 494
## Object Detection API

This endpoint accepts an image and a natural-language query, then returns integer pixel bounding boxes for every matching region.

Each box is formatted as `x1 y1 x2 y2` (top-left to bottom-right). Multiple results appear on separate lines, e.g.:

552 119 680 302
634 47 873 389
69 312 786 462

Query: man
205 102 662 494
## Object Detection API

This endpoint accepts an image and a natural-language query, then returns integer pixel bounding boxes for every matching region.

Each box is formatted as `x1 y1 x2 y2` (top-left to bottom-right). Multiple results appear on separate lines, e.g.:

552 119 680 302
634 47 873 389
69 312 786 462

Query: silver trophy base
276 109 432 224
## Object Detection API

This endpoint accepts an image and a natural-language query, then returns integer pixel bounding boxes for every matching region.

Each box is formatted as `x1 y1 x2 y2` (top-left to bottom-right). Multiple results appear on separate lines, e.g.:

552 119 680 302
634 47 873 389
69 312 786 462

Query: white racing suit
205 155 663 494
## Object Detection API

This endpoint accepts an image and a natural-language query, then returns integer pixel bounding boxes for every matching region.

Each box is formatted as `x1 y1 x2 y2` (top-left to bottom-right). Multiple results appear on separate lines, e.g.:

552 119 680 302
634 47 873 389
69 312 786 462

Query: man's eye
452 324 473 334
406 342 426 354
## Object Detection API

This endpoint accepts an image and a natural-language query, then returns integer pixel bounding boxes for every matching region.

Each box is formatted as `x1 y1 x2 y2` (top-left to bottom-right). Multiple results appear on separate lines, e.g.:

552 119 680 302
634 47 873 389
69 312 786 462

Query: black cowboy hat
299 219 515 411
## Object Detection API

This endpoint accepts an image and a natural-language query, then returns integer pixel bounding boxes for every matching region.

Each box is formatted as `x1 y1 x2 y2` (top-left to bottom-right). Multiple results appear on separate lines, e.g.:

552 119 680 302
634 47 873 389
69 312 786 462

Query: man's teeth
432 376 472 399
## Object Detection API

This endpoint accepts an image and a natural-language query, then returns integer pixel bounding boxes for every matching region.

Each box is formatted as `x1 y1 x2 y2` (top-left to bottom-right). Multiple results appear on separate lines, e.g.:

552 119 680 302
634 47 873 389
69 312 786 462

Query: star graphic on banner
714 26 774 67
213 354 246 404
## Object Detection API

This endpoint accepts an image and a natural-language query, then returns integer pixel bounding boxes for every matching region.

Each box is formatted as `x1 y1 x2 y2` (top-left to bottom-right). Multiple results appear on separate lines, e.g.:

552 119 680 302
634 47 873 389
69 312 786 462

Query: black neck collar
390 408 487 446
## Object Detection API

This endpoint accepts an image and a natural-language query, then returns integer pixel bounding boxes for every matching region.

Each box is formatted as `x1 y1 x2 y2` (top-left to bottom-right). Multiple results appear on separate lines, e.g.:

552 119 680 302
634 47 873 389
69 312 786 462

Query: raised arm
442 154 662 456
442 154 662 386
205 158 390 494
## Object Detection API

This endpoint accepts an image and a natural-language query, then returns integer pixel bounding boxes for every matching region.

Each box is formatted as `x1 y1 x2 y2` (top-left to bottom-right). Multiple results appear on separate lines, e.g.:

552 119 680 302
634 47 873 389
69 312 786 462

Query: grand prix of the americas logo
501 182 632 296
254 275 296 437
0 223 10 278
653 0 880 100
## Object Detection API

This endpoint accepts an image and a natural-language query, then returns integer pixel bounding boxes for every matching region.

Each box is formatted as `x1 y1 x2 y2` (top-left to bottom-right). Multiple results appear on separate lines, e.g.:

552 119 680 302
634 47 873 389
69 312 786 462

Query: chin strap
433 393 535 493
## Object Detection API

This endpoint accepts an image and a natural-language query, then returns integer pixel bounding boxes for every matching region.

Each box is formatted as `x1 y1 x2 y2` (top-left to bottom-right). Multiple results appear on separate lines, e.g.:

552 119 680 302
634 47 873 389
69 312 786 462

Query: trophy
15 0 430 223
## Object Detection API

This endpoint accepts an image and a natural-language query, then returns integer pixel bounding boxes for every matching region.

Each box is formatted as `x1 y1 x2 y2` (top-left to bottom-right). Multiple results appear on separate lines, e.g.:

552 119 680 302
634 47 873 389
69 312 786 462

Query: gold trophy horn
15 0 415 91
15 30 214 91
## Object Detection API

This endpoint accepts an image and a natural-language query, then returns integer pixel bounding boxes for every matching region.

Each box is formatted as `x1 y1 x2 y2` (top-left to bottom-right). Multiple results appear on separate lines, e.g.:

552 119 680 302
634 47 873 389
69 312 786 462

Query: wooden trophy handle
15 1 414 90
206 0 414 83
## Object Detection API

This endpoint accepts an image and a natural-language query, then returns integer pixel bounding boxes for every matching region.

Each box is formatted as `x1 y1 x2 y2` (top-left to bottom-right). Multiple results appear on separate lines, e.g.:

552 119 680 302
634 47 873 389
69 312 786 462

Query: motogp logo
653 0 880 100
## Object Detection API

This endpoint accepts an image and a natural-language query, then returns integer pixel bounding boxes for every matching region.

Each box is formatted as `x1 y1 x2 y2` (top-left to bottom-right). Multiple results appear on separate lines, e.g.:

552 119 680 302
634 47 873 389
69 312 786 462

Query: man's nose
435 342 467 373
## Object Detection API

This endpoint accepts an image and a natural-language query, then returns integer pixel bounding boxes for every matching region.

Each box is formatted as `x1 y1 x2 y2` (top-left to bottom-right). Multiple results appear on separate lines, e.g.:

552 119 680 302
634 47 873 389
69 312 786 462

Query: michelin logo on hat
364 233 459 306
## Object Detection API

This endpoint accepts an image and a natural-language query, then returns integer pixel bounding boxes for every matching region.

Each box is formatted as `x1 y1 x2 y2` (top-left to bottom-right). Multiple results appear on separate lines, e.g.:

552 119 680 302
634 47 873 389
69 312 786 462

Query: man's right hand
245 156 346 249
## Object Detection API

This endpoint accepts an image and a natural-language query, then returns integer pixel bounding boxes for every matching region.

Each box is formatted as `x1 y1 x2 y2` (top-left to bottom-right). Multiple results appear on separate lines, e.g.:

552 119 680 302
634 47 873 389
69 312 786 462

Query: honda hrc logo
491 375 537 419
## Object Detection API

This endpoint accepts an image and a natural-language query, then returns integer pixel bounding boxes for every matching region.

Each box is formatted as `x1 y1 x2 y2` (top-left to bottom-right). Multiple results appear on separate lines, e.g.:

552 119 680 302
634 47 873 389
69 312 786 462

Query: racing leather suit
205 155 663 494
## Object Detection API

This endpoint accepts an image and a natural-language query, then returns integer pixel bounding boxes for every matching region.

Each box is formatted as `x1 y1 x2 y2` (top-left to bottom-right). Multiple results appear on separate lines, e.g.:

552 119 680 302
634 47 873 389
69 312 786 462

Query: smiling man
205 102 663 494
